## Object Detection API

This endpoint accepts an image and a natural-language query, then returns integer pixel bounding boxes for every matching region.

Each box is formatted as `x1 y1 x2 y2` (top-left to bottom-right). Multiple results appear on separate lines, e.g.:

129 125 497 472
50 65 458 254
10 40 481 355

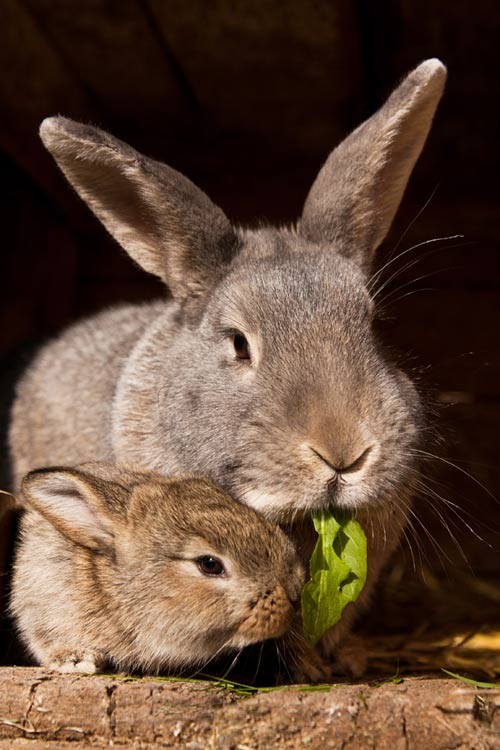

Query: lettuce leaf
301 511 367 647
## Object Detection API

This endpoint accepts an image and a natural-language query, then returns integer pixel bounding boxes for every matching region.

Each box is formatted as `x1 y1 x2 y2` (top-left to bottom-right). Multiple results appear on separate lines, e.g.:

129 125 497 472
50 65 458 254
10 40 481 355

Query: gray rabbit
9 60 446 674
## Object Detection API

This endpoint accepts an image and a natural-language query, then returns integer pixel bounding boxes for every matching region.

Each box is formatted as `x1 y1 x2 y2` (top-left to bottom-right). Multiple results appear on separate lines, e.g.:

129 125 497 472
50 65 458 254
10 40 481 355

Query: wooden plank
356 0 500 197
0 0 98 225
379 288 500 394
22 0 190 143
147 0 364 166
0 156 78 358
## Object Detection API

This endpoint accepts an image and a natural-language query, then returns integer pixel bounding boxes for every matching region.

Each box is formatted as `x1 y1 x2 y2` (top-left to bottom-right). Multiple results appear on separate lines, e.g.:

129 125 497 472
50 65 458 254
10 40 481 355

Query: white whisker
368 234 464 294
410 449 499 505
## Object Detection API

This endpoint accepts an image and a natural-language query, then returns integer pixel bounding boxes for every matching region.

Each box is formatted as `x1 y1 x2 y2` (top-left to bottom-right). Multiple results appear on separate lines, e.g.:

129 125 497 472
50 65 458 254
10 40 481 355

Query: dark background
0 1 499 660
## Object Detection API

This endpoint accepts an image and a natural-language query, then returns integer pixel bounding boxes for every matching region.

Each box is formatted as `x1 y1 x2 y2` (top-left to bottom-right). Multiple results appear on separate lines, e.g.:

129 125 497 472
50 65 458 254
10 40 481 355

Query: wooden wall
0 1 499 658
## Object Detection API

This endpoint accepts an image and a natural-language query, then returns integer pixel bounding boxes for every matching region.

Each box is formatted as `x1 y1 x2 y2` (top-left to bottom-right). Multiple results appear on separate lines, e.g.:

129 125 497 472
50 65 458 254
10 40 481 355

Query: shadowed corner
0 343 41 666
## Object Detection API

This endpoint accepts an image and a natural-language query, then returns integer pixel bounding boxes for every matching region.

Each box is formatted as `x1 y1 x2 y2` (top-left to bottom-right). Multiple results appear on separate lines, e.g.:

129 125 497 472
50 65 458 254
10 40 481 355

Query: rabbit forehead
128 479 296 570
210 231 371 329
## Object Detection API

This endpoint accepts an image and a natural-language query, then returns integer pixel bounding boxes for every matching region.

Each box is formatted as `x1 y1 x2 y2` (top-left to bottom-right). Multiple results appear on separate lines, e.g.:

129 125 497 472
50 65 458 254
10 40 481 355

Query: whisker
413 477 493 545
368 234 465 293
178 635 240 681
250 642 264 686
371 240 471 300
399 520 418 572
415 493 471 566
406 505 454 570
274 639 294 684
415 472 500 538
273 640 283 684
387 184 441 262
220 648 244 681
410 449 500 506
403 515 433 576
376 266 462 309
377 287 436 309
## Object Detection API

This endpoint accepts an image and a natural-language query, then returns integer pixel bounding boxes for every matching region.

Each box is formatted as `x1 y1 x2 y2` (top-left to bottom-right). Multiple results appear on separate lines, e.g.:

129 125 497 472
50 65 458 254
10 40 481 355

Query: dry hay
357 560 500 680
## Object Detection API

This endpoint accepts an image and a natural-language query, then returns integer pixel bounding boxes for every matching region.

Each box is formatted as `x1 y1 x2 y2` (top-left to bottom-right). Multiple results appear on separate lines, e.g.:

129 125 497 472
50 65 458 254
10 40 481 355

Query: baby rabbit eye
233 332 251 361
196 556 226 576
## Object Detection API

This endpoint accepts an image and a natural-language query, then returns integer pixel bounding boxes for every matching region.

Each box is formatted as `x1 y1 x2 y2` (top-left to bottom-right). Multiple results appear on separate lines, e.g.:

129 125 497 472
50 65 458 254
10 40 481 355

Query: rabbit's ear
40 118 237 302
21 468 123 551
300 59 447 268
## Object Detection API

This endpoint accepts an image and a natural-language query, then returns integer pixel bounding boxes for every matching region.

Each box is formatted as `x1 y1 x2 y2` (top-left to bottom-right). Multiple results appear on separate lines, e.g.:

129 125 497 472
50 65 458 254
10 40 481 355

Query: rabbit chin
237 481 389 522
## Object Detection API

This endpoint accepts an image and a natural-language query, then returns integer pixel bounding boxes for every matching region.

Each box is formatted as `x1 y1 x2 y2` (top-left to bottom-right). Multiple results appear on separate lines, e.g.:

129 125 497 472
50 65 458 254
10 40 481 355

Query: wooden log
0 670 498 749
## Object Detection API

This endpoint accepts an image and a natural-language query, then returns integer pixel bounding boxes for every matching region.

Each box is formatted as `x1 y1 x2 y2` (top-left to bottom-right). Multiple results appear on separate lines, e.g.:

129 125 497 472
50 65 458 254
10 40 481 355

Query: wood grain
0 669 498 749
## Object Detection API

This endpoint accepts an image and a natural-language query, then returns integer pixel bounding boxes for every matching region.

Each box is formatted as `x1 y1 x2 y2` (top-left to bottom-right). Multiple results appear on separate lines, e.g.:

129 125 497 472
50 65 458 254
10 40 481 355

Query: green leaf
301 511 367 647
441 669 500 688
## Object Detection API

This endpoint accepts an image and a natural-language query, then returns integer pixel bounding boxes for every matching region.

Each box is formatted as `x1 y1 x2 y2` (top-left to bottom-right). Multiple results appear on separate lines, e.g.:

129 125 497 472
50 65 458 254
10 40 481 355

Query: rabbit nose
311 445 373 475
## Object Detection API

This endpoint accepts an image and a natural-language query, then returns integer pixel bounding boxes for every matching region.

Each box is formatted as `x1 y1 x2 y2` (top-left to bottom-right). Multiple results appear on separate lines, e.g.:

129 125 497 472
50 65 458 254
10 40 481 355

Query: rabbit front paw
45 647 105 674
290 642 333 684
324 633 368 679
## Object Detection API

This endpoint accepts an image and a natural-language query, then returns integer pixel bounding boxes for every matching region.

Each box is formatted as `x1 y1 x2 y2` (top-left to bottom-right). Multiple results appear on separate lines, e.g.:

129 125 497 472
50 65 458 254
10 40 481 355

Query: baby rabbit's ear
300 59 447 269
39 118 237 302
21 468 120 552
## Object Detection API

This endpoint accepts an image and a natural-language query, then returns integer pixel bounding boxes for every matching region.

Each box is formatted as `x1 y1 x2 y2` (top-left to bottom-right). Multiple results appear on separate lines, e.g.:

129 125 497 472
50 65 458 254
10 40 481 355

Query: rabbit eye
233 332 251 361
196 556 226 577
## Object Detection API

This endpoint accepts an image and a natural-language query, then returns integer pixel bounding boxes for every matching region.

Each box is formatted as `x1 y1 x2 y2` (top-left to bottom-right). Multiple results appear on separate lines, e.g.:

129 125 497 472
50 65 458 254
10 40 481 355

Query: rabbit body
11 463 304 673
10 302 165 480
9 60 447 670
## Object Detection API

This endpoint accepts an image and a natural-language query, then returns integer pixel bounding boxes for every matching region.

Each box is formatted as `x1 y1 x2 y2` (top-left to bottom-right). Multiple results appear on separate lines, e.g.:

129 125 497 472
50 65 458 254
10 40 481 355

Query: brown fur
10 463 304 674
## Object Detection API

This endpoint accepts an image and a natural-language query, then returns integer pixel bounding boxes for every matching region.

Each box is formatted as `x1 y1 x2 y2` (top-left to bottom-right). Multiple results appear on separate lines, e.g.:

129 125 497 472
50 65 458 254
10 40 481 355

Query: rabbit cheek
233 584 294 645
140 587 230 662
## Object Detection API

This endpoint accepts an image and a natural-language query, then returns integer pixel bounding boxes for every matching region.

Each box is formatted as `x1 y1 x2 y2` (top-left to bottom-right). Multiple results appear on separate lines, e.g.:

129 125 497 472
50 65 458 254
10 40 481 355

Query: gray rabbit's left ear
300 59 447 269
39 117 238 303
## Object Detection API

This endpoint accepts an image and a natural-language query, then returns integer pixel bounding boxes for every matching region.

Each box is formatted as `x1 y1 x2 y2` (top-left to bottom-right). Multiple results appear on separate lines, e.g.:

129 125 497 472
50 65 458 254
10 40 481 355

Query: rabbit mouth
232 588 294 645
238 480 379 523
232 445 418 522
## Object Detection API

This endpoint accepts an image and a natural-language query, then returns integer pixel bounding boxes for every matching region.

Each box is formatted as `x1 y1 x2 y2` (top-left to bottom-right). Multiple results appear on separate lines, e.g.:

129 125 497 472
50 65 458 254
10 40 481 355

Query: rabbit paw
45 648 105 674
292 644 333 684
329 635 368 679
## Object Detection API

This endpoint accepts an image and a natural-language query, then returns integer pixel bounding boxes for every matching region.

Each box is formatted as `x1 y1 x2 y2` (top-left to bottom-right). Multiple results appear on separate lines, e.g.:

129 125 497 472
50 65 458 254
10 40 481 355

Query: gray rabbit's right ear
300 59 447 269
21 468 123 551
40 118 237 302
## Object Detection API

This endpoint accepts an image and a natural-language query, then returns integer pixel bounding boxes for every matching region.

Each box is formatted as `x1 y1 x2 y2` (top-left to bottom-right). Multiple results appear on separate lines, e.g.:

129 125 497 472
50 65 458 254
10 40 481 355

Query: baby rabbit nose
311 445 373 476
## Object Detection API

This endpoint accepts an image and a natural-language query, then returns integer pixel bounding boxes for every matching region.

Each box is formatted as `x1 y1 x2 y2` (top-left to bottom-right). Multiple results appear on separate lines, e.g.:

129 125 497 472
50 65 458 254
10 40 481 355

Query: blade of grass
442 669 500 688
98 672 340 695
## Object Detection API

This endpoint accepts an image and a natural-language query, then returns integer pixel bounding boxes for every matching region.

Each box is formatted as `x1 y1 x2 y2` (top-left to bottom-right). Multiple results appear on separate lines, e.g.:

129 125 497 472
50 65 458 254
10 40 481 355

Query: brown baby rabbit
10 464 304 674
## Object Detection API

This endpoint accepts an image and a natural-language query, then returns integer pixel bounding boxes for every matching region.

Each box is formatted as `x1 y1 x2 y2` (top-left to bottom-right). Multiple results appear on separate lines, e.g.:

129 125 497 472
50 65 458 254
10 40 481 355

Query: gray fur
9 60 446 672
301 58 446 268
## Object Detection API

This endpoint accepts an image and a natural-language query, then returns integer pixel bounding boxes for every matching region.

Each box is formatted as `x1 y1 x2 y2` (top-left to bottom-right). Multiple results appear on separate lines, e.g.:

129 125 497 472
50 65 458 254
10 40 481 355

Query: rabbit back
8 300 166 490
